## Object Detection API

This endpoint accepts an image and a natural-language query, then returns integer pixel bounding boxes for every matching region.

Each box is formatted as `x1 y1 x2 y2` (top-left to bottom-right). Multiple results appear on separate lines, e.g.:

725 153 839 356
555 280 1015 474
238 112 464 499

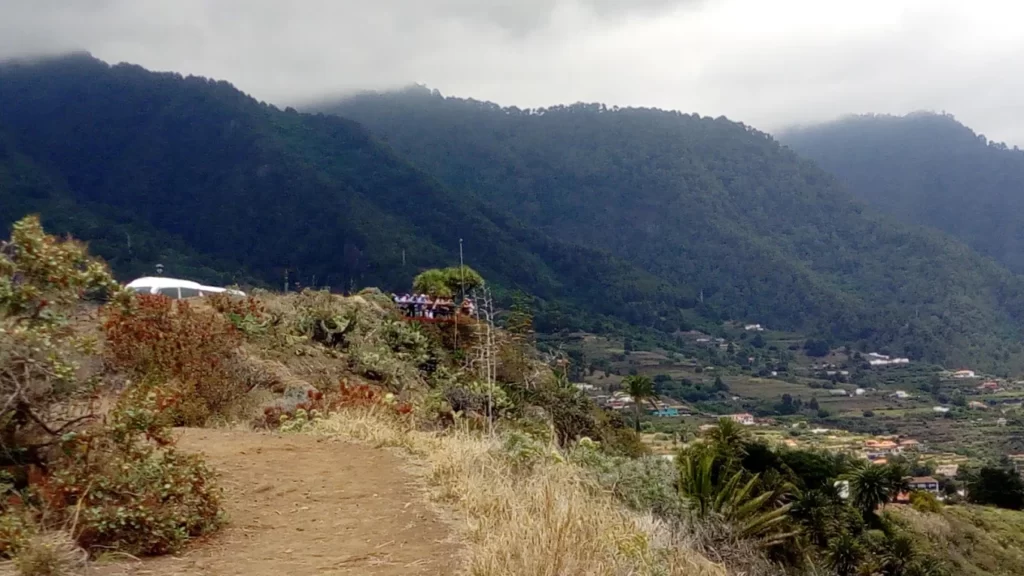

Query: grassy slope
897 504 1024 576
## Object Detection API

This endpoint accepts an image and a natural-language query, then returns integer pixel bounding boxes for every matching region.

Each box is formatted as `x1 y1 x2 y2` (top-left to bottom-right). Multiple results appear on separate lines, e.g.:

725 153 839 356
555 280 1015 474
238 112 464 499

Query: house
575 383 597 392
899 439 920 450
968 401 989 410
935 464 959 477
890 391 911 400
867 353 890 360
649 407 681 417
727 413 755 426
1009 455 1024 476
977 381 1001 392
953 369 977 379
908 476 940 494
870 358 910 366
744 324 765 332
828 389 848 397
933 406 951 413
854 388 866 396
864 440 901 455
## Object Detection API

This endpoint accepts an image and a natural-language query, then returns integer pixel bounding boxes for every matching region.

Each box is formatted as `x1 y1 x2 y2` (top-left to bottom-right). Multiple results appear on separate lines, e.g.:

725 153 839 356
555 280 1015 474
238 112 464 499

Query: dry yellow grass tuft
2 531 87 576
311 408 724 576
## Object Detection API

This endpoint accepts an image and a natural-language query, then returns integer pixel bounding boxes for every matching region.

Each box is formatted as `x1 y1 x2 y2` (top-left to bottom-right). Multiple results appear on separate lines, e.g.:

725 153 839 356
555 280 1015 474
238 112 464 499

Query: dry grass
0 531 87 576
311 408 724 576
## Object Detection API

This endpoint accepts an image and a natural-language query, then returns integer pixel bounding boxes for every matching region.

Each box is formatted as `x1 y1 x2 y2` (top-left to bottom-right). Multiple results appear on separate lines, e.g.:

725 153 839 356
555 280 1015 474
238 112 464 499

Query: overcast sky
3 0 1024 144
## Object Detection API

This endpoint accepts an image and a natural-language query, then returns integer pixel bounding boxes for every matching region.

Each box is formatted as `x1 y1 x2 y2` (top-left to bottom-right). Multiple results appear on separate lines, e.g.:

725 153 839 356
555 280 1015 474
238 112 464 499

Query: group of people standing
392 293 475 319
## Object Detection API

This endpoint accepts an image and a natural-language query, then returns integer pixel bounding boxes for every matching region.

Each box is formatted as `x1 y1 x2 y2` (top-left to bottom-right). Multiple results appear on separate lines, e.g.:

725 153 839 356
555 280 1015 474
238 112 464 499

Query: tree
412 265 484 298
826 532 864 576
411 268 453 297
1 216 124 465
967 466 1024 509
706 417 750 460
623 374 656 432
803 339 831 358
808 397 820 411
843 464 894 518
751 333 766 348
713 375 729 392
505 290 534 343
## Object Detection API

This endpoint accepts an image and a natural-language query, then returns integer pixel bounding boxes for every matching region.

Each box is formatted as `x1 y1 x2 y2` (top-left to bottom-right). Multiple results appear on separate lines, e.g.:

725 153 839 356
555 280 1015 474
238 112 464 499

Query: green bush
48 390 223 556
910 491 942 514
569 441 683 519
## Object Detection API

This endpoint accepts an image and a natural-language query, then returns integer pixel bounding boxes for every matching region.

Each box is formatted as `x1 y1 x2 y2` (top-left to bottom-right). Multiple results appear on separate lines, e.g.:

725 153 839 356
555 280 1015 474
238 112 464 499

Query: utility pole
454 238 465 351
459 238 465 298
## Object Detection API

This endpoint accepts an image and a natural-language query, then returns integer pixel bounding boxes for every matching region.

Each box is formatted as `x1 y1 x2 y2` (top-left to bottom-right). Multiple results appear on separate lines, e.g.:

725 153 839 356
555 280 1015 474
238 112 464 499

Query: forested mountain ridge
322 88 1024 370
0 54 689 331
4 55 1024 370
780 112 1024 274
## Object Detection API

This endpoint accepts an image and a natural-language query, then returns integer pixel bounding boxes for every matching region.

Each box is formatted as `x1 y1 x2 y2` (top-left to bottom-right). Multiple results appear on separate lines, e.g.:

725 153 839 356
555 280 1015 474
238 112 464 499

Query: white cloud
2 0 1023 144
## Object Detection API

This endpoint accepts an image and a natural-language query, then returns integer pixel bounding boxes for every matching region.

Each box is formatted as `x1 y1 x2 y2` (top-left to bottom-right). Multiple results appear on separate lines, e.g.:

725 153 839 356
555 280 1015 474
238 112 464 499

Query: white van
125 277 245 299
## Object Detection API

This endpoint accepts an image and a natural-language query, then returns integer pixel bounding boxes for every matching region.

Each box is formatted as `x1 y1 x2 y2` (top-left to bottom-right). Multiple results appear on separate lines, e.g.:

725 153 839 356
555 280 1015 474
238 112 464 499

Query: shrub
104 295 245 425
46 391 222 555
1 216 123 466
289 289 357 347
0 510 31 558
570 441 683 519
259 381 412 430
207 293 271 336
910 491 942 513
0 219 224 560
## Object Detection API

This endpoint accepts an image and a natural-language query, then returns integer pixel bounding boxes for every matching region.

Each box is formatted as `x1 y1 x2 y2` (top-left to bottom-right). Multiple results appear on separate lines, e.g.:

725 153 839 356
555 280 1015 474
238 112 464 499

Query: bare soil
89 428 458 576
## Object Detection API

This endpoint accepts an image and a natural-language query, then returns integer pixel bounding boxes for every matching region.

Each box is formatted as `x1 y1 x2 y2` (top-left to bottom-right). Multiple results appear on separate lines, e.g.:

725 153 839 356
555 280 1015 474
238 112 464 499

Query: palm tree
706 417 749 459
623 374 656 432
824 532 864 576
677 449 795 546
843 464 892 519
877 532 917 576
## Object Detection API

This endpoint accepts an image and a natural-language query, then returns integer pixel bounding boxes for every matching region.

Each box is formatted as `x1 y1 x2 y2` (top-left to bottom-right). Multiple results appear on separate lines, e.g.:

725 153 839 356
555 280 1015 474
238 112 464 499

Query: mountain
0 54 690 332
320 88 1024 370
5 56 1024 370
779 112 1024 274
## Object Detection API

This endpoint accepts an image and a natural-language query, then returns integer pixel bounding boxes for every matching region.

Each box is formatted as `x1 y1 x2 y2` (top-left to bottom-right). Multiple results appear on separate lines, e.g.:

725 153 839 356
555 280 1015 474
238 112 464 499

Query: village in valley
557 321 1024 499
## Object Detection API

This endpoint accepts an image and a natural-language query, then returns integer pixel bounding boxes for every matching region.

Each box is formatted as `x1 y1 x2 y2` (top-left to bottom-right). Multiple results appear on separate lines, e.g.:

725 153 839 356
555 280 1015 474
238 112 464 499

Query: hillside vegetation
0 216 707 575
8 217 1024 576
781 112 1024 274
323 89 1024 370
0 54 688 335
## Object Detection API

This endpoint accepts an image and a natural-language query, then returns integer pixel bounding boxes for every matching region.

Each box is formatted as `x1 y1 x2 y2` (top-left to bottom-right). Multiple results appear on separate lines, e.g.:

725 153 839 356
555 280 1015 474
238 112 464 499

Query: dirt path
90 428 458 576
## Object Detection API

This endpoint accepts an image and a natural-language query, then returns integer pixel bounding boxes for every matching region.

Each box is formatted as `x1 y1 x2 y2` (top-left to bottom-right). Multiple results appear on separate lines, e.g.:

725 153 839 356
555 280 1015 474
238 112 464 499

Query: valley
555 330 1024 464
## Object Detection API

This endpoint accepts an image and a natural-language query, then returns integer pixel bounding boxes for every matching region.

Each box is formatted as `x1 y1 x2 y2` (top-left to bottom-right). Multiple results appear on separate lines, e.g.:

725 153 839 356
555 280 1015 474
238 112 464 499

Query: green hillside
321 88 1024 370
0 54 687 331
780 112 1024 274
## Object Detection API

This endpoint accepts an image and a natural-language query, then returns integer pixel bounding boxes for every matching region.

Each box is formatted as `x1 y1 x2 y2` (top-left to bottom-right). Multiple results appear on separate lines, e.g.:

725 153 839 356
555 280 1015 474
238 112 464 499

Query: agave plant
677 449 796 546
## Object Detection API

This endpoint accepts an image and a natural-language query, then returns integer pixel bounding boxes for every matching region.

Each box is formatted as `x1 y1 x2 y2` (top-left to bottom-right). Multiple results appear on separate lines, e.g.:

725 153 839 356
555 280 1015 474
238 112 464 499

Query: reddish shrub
256 381 413 429
103 295 244 425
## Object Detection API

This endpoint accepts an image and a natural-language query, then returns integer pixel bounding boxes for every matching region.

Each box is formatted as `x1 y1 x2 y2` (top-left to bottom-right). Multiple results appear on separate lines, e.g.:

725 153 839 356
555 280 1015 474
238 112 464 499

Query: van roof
126 277 204 289
125 277 245 296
